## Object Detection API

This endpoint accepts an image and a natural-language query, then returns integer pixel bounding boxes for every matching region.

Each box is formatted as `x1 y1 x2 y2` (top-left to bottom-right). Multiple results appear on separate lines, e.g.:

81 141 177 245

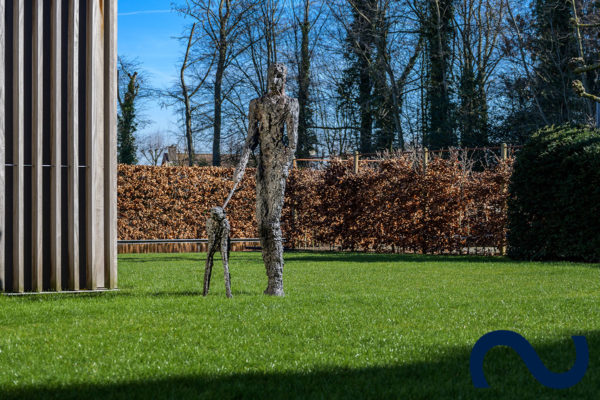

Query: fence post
423 147 429 173
500 142 508 256
354 151 360 174
293 159 297 169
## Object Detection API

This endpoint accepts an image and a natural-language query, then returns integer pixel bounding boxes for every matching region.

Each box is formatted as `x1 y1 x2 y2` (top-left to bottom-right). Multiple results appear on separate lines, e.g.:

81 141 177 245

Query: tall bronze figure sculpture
233 64 299 296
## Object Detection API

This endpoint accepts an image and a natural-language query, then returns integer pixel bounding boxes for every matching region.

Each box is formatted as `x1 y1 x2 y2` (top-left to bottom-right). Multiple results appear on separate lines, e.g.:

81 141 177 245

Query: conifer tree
458 62 488 147
532 0 584 124
373 8 396 152
423 0 457 150
296 0 318 158
338 0 377 153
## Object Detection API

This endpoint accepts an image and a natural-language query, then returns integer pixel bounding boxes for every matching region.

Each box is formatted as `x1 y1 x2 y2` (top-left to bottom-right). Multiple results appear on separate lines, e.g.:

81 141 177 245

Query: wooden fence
293 144 519 170
117 239 261 254
0 0 118 293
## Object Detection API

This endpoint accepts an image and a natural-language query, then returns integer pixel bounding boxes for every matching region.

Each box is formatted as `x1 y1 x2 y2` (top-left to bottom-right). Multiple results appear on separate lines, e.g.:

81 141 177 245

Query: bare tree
453 0 507 146
288 0 328 157
139 131 169 166
163 23 214 166
175 0 260 166
323 0 418 152
501 2 549 126
233 0 287 97
158 0 593 157
221 0 289 152
570 0 600 126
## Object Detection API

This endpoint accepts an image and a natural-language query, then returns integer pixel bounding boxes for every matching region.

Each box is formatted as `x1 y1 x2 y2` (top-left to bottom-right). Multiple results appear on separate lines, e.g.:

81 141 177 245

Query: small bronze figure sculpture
203 206 232 298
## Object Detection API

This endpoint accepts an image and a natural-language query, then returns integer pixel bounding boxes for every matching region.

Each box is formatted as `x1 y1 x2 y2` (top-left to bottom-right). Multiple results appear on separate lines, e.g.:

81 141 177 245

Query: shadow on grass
2 291 125 303
120 252 520 265
284 252 600 267
3 332 599 400
119 252 600 268
120 254 261 265
4 289 260 303
118 256 205 264
149 289 258 297
283 252 524 265
148 290 205 297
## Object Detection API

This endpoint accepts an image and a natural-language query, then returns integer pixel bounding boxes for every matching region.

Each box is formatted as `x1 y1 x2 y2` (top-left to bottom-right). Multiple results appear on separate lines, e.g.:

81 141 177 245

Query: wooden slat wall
0 0 6 292
1 0 117 293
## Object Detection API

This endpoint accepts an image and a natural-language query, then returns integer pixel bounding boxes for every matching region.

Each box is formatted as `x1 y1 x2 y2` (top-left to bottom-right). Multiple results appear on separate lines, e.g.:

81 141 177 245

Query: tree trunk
185 98 194 166
297 1 313 158
213 71 223 167
359 61 373 154
180 24 196 167
396 35 423 150
425 0 456 149
213 45 227 166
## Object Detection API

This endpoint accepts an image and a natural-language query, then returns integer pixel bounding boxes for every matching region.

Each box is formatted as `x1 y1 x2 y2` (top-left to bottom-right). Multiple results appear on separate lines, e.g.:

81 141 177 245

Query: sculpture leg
221 234 232 298
260 222 284 296
227 236 231 265
203 236 218 296
227 236 231 285
257 175 286 297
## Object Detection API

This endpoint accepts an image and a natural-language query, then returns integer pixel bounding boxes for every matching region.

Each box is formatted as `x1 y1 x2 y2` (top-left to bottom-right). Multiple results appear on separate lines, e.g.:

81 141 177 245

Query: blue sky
118 1 189 146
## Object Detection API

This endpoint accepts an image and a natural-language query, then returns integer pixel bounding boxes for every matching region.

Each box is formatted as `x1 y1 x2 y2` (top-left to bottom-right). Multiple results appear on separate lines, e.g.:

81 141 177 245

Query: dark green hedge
507 124 600 262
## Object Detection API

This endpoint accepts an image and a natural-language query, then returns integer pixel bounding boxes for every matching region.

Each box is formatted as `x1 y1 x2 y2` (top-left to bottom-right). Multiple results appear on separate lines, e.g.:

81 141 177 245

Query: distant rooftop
161 145 239 167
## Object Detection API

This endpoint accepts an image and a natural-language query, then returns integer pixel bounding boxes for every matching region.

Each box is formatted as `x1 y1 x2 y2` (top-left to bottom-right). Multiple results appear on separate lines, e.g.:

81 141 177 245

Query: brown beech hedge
118 154 512 254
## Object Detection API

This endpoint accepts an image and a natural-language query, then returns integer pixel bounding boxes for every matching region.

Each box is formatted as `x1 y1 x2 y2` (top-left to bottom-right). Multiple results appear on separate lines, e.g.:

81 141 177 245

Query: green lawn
0 252 599 399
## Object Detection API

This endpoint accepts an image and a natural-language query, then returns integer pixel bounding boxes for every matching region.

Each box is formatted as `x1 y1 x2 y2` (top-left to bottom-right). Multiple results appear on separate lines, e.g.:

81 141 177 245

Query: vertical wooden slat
86 0 100 290
68 0 79 290
0 0 5 292
32 0 44 292
104 0 117 289
85 0 95 290
12 0 25 293
50 0 62 291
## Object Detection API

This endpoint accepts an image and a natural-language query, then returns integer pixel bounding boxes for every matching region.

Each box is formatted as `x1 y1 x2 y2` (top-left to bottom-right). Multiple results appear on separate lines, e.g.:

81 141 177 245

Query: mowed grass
0 252 599 399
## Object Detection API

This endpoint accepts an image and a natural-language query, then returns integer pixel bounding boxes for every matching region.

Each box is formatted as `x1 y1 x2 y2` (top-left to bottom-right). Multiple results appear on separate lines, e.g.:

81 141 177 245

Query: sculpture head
267 63 287 96
210 206 226 222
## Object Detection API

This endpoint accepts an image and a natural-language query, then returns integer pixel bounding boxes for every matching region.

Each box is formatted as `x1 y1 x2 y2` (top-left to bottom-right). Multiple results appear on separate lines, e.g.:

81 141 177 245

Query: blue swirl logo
470 330 589 389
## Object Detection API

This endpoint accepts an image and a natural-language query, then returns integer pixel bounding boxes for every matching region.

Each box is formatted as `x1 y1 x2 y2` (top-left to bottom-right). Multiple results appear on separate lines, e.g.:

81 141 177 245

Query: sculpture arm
223 100 259 209
233 100 260 184
285 99 299 165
